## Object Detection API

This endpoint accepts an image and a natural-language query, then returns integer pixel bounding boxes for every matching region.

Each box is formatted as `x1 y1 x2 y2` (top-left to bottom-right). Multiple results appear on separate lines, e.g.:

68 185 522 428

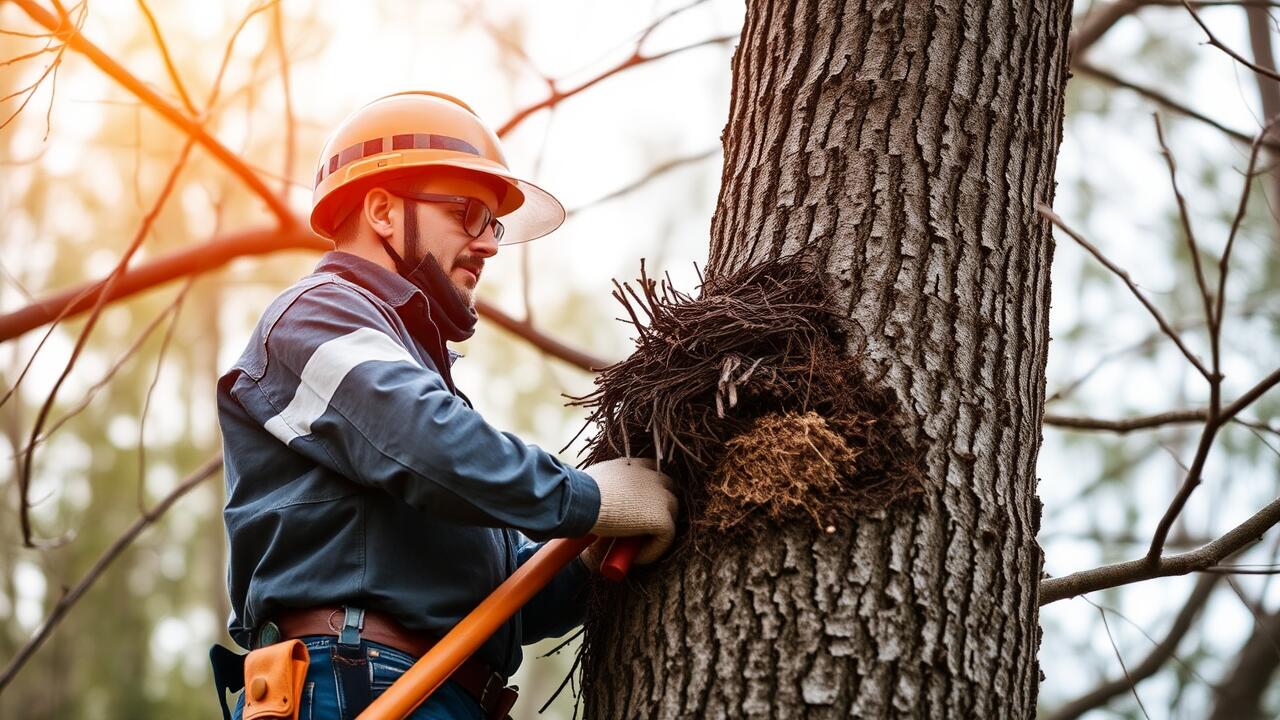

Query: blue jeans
230 636 485 720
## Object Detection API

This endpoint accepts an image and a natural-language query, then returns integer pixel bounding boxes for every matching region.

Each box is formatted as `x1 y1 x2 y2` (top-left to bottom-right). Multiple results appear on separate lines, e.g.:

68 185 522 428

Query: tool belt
268 606 518 720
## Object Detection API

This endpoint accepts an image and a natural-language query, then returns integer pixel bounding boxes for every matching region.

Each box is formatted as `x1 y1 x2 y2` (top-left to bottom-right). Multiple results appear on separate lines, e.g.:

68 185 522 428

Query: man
214 91 678 720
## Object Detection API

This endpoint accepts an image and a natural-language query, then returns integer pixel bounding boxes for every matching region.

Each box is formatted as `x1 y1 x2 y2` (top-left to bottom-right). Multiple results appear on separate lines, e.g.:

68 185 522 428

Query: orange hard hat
310 91 565 244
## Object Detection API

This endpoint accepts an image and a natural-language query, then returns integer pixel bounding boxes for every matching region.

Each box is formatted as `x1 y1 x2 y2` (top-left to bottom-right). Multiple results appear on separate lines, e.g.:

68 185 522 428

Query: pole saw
356 536 643 719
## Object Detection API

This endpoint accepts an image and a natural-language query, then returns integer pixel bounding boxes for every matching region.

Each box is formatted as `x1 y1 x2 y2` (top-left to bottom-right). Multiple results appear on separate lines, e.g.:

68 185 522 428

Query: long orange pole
357 535 596 719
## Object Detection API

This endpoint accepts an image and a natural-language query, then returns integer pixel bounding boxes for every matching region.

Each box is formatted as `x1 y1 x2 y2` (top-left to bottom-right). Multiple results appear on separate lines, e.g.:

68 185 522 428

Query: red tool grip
600 537 641 581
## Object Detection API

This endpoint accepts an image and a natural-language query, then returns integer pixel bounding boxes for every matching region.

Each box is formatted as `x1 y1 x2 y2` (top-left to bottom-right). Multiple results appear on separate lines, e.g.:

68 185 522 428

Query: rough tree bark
583 1 1070 717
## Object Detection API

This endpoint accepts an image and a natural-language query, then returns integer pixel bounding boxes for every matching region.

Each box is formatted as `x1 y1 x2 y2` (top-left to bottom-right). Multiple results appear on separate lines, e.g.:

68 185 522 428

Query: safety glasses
391 191 505 242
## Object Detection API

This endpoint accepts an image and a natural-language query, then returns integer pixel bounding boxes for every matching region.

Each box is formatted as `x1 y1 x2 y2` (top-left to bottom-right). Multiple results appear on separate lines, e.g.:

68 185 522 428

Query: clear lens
463 199 489 238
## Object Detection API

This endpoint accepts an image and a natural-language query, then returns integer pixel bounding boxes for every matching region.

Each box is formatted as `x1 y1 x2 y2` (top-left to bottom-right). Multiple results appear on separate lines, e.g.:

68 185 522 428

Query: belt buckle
478 670 505 712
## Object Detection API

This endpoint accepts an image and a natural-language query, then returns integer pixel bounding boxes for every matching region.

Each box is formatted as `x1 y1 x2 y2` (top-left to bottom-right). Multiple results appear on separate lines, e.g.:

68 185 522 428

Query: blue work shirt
216 250 601 677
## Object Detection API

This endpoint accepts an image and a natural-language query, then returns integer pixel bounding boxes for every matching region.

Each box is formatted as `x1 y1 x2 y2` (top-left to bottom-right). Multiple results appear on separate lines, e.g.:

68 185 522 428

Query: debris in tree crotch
569 251 924 543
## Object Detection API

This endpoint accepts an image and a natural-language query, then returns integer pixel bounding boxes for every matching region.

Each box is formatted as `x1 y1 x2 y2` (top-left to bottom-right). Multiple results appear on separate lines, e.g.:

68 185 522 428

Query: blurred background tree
0 1 1275 718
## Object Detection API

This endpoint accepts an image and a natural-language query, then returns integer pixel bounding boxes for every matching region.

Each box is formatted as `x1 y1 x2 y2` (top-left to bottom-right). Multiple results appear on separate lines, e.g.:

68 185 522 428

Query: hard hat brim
310 153 565 245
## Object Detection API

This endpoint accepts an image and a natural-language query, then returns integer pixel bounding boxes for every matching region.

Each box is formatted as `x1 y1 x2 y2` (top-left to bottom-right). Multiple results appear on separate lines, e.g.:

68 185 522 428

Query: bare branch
1045 574 1220 720
0 225 325 343
1040 493 1280 604
566 147 721 217
17 138 196 547
1148 125 1277 562
1153 114 1215 331
1044 409 1209 433
0 1 86 136
1183 0 1280 82
495 33 736 138
17 288 190 455
202 0 279 110
11 0 295 226
1037 204 1212 379
479 299 612 372
1075 62 1280 151
135 0 196 115
0 454 223 693
1070 0 1145 60
271 1 295 195
1044 409 1280 435
136 276 194 512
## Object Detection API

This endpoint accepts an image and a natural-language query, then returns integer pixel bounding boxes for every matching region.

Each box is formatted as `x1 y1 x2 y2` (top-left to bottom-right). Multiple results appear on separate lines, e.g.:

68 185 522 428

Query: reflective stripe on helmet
314 133 482 189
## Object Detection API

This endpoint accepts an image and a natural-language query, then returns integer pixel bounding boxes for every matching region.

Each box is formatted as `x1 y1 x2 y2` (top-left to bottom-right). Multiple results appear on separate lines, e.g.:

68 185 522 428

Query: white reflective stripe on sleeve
264 327 417 445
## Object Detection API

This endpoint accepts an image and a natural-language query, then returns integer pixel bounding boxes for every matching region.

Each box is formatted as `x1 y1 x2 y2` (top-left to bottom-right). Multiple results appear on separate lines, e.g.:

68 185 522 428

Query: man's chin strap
377 198 478 343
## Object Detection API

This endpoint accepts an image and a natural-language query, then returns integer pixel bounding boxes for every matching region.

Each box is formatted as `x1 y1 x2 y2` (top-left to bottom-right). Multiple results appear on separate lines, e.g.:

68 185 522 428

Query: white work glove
583 457 679 566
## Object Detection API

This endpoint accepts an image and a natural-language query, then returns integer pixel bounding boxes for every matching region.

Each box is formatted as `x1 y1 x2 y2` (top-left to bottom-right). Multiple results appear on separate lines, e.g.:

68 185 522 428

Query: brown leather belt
266 607 518 720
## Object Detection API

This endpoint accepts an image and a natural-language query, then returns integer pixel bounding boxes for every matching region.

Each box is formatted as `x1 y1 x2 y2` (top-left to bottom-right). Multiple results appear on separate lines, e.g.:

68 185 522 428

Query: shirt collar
313 250 465 367
314 250 421 308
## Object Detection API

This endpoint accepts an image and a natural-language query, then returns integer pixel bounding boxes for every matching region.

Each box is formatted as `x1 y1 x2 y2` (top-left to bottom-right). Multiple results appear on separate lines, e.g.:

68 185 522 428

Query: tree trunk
583 0 1070 717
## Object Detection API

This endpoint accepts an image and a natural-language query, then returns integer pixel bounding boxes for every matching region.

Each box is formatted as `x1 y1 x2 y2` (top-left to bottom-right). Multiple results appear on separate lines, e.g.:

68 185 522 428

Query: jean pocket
369 654 414 692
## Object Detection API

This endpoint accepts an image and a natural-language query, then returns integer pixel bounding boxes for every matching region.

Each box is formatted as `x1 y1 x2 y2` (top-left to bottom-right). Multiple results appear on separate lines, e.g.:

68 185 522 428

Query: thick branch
0 225 325 342
1044 409 1208 433
0 223 607 372
1070 0 1145 59
1040 494 1280 604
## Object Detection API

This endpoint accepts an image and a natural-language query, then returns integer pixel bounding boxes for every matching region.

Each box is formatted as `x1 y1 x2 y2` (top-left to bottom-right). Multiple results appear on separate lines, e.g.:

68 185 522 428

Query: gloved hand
584 456 679 566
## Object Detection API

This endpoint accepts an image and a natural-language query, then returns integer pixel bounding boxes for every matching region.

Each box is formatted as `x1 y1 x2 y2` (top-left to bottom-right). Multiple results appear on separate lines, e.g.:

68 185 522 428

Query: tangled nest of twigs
567 253 922 540
553 254 923 715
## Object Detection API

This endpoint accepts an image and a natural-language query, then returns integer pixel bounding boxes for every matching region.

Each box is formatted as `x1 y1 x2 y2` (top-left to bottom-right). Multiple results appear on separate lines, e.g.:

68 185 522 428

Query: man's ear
363 187 397 240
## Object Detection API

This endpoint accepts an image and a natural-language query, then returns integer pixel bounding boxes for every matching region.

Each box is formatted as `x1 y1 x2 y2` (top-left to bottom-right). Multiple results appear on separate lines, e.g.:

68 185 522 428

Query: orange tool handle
600 537 641 581
357 535 595 720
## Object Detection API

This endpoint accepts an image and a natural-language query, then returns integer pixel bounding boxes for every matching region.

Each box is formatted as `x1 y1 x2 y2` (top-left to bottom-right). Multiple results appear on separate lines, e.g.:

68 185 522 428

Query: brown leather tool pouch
243 639 310 720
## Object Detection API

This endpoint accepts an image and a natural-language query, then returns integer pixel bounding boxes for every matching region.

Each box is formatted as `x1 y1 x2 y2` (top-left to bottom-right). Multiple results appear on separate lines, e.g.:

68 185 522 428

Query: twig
270 1 295 196
136 276 195 512
17 138 196 548
1153 114 1215 331
1040 493 1280 604
1045 574 1219 720
202 0 279 110
135 0 196 114
1091 599 1153 720
11 0 295 226
496 33 736 138
1183 0 1280 82
15 289 190 456
1037 204 1212 380
0 0 86 136
1075 62 1280 151
0 454 223 693
566 148 721 216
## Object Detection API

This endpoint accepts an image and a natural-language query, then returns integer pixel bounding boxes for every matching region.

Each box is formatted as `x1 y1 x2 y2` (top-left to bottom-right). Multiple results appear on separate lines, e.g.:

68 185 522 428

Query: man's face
398 177 502 308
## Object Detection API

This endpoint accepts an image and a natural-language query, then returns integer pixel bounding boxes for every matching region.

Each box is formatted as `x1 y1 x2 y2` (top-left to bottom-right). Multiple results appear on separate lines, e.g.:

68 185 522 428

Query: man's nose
471 230 499 258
